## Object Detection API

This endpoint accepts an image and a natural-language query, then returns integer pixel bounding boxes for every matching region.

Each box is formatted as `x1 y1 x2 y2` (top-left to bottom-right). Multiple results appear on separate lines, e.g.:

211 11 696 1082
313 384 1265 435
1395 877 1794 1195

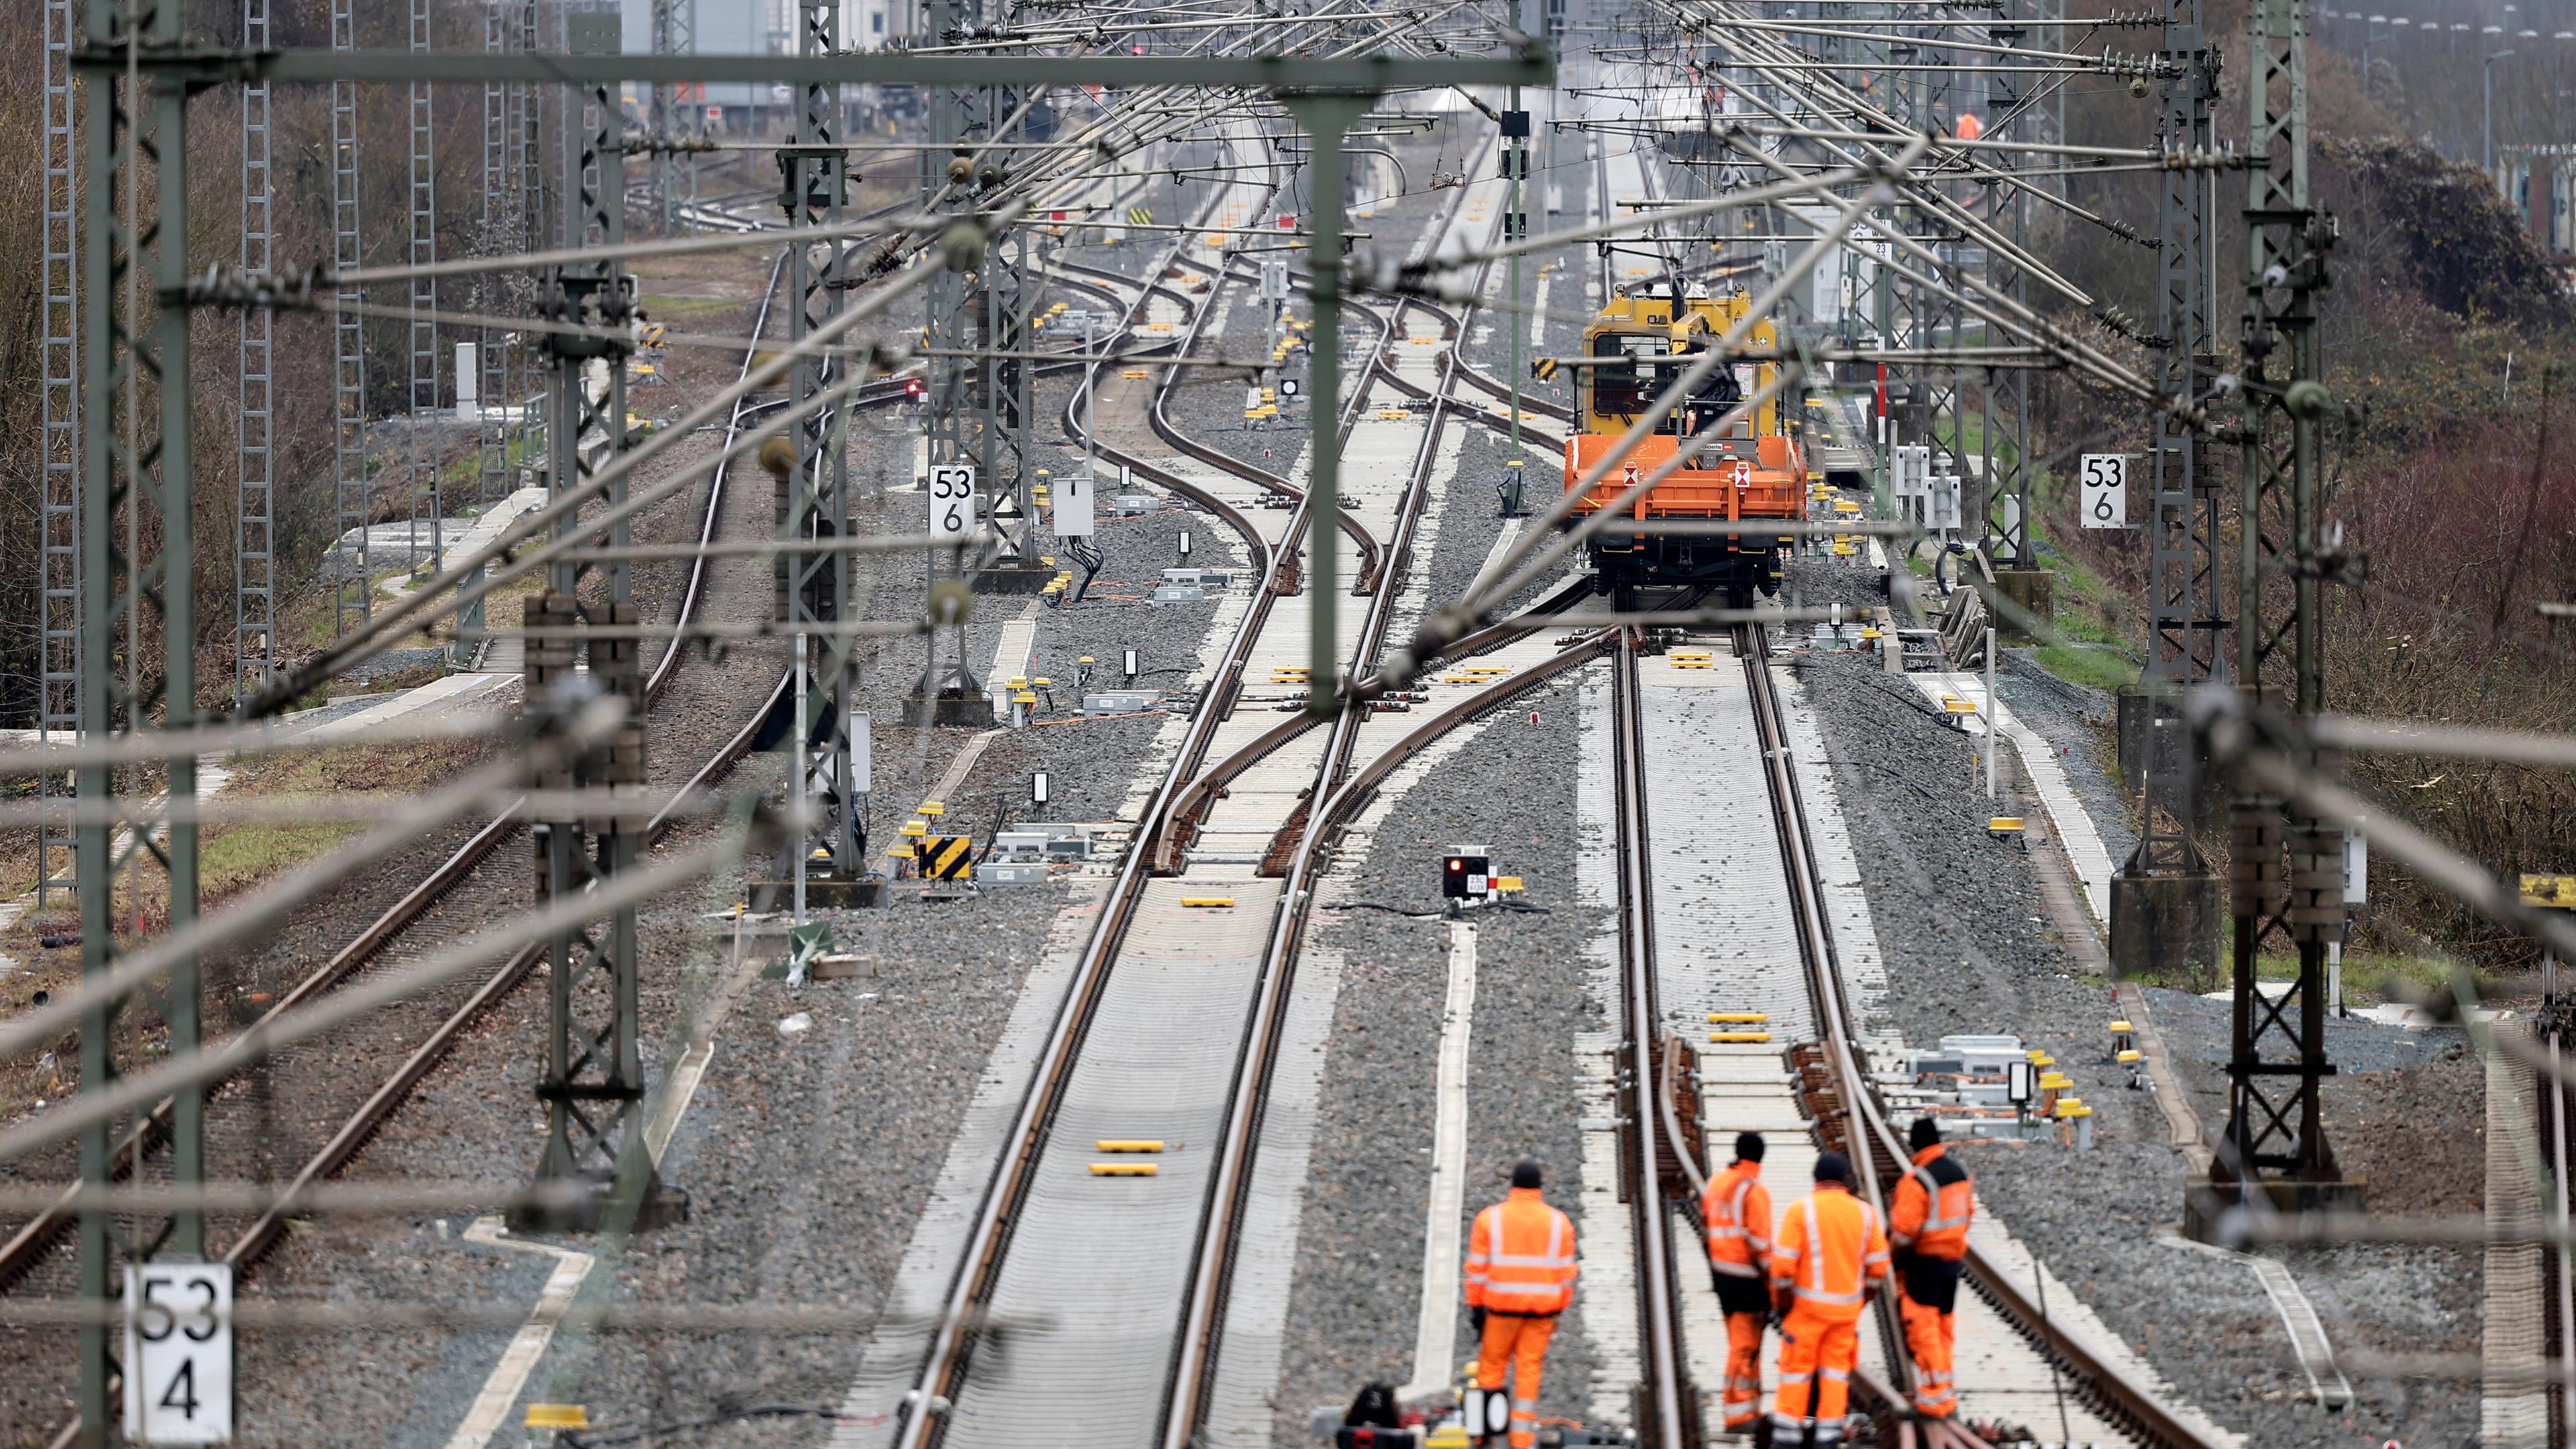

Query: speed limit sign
928 464 977 542
124 1263 233 1442
2079 454 2130 529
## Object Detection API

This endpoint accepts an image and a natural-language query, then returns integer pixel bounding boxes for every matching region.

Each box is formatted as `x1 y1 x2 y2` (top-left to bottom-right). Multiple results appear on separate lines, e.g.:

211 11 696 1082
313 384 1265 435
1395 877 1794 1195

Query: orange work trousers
1771 1306 1860 1444
1721 1309 1766 1428
1899 1283 1958 1417
1475 1311 1559 1449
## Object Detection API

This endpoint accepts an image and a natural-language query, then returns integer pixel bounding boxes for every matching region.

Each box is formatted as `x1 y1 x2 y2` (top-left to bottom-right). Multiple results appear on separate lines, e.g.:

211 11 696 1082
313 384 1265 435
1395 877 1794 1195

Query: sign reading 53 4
124 1263 233 1442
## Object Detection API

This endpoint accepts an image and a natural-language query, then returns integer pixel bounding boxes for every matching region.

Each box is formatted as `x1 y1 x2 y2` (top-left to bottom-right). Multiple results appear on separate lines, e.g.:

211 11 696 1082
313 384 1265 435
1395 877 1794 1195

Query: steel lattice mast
653 0 700 231
76 0 207 1434
2110 0 2224 981
38 0 80 909
775 0 868 911
407 0 444 582
2195 0 2360 1236
237 0 277 710
910 0 992 724
517 3 676 1232
481 1 514 511
331 0 369 637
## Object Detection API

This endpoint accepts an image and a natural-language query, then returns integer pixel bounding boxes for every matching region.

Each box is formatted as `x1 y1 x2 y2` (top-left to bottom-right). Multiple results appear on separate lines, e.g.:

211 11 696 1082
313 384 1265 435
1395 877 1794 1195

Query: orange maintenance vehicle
1564 284 1807 604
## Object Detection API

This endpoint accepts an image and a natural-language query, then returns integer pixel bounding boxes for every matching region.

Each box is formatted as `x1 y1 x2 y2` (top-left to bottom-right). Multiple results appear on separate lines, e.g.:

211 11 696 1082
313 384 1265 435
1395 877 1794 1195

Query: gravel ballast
1784 553 2481 1449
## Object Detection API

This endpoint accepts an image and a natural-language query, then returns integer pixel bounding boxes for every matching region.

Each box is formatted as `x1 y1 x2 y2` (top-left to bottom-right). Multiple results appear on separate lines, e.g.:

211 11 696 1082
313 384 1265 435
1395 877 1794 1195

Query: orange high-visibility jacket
1890 1144 1974 1261
1465 1187 1579 1315
1702 1159 1774 1280
1770 1182 1888 1323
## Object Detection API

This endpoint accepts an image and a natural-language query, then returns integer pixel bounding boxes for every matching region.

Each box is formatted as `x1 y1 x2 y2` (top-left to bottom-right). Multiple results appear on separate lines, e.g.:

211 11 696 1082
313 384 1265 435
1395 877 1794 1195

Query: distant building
621 0 914 131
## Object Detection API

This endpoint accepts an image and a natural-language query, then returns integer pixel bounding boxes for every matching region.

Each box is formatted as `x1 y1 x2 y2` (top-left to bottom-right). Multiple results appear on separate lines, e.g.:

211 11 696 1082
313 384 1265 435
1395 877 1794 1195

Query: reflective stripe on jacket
1701 1160 1774 1279
1768 1182 1888 1322
1890 1144 1974 1260
1464 1188 1578 1314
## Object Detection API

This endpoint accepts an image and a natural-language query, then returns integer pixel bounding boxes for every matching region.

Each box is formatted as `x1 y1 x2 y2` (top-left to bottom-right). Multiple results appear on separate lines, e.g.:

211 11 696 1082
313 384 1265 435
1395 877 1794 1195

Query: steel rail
892 152 1293 1449
1 250 797 1297
1733 623 2221 1449
1163 630 1617 1447
1609 633 1695 1449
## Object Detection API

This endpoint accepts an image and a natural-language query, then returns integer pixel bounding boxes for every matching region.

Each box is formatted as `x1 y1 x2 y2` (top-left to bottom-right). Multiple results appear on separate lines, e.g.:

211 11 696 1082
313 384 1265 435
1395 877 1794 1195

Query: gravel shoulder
1784 554 2481 1449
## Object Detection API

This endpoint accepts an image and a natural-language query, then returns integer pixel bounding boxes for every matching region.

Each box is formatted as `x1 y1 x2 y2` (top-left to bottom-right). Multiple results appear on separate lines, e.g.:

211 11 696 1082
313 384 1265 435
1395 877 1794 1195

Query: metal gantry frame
331 0 370 637
77 0 207 1435
408 0 444 581
39 0 80 909
2214 0 2355 1225
237 0 278 709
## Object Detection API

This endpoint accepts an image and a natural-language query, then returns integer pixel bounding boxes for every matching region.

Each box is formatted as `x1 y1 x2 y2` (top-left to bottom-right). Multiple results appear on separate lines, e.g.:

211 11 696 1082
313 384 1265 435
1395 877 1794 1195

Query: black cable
562 1405 837 1448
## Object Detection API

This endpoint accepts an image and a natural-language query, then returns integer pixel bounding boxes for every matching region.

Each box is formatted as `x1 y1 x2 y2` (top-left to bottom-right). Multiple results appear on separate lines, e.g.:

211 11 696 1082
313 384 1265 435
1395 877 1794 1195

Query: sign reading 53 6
928 464 978 542
2079 453 2130 529
124 1263 233 1442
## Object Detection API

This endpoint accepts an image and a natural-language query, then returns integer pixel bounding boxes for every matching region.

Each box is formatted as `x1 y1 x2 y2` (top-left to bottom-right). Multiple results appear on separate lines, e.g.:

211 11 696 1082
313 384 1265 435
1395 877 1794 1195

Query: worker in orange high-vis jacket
1464 1159 1578 1449
1890 1117 1975 1420
1768 1150 1888 1449
1701 1131 1775 1434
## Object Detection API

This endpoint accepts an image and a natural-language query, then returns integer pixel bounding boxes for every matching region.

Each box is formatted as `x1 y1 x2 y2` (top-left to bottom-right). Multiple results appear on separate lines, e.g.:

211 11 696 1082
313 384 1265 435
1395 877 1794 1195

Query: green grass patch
641 292 741 321
2255 950 2466 1006
2027 642 2137 693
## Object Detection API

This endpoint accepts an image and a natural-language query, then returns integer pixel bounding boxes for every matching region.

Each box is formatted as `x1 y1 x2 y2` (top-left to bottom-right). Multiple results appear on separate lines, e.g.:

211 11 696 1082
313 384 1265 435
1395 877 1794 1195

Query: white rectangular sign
851 709 871 795
928 464 977 541
1056 464 1095 538
2345 831 2368 905
2079 453 2130 529
124 1263 233 1443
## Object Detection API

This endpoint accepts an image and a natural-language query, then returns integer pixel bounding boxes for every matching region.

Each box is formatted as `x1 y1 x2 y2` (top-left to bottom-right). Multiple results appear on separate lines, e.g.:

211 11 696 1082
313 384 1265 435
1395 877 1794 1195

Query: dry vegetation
2025 15 2576 973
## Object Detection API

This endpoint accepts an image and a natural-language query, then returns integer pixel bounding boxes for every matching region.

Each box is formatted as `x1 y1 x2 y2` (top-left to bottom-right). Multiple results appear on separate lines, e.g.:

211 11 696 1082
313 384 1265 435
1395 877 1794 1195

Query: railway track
1597 607 2223 1448
0 250 806 1315
883 123 1621 1448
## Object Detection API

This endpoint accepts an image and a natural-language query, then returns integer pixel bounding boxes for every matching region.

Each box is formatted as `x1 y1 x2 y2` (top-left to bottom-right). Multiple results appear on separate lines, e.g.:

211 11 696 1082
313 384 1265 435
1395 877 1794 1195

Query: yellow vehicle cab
1564 282 1806 604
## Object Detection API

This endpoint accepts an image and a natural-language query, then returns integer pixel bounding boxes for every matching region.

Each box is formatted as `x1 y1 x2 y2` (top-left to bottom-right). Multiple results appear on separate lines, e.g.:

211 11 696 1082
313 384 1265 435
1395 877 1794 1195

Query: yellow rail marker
2524 873 2576 908
1180 896 1236 908
527 1406 590 1430
1988 817 2027 833
1708 1012 1770 1023
1122 368 1150 380
2109 1020 2135 1033
1945 700 1982 714
1494 876 1524 893
1096 1140 1167 1152
920 800 947 816
2116 1049 2144 1064
1709 1031 1775 1043
1089 1163 1160 1176
899 820 928 837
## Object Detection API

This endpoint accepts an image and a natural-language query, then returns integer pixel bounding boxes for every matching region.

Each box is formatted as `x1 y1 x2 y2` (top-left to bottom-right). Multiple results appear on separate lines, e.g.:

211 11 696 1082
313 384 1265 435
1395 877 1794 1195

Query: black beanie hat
1735 1131 1766 1163
1813 1150 1851 1185
1511 1158 1544 1189
1911 1116 1943 1152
